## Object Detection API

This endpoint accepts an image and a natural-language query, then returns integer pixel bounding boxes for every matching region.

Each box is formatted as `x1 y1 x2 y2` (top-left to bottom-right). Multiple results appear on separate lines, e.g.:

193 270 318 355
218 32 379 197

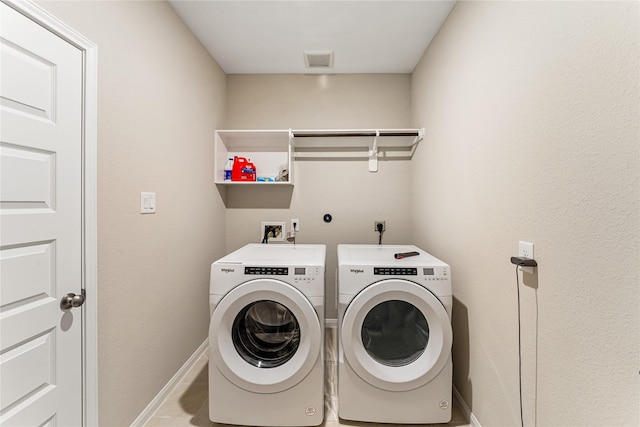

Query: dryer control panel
373 266 448 278
421 266 450 282
374 267 417 276
372 265 450 285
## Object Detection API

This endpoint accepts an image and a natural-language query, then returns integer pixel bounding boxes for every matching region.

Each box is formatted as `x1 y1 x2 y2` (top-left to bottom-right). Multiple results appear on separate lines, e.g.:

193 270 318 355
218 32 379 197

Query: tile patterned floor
144 328 470 427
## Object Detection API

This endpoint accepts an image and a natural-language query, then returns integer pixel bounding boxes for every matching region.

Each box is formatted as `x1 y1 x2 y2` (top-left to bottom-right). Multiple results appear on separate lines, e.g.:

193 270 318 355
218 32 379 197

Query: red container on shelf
246 160 256 181
231 156 256 181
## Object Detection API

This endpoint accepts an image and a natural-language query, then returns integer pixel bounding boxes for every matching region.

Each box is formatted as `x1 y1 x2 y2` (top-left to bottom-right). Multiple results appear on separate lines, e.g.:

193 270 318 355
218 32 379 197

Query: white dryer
337 244 453 424
209 243 326 426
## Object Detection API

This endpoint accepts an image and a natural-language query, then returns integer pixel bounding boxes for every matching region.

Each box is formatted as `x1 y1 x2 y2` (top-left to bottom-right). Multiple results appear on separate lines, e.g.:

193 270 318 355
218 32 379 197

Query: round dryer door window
210 278 322 394
341 279 452 392
361 299 429 367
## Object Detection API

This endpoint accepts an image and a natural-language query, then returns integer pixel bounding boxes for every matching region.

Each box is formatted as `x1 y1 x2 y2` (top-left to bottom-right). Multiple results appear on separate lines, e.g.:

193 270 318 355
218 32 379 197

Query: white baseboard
453 385 482 427
130 339 209 427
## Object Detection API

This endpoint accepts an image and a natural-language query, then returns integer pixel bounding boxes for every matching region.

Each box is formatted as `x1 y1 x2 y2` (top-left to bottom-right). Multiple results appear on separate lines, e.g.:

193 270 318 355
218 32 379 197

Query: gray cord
515 265 524 427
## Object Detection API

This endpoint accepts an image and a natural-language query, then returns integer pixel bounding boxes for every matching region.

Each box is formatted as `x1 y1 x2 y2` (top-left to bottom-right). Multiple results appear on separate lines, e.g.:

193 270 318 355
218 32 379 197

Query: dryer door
341 279 452 391
210 278 322 393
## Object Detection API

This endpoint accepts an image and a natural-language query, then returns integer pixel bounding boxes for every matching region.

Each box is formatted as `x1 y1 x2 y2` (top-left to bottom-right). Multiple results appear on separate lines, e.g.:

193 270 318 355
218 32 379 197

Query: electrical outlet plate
518 241 534 273
261 222 285 241
291 219 300 232
374 220 386 232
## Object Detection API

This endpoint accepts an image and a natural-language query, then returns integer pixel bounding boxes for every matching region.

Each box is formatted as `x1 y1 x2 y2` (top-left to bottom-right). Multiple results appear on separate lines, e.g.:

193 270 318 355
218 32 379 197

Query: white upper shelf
216 129 290 151
292 129 423 169
215 128 424 175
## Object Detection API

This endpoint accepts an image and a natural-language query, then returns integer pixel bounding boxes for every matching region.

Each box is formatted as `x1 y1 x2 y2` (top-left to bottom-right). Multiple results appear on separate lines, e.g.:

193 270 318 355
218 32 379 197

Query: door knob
60 291 85 310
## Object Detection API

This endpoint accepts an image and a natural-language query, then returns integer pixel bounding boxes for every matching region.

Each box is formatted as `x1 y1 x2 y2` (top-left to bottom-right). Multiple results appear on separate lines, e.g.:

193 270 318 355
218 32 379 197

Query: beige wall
37 1 227 425
30 1 640 426
411 1 639 426
225 74 412 317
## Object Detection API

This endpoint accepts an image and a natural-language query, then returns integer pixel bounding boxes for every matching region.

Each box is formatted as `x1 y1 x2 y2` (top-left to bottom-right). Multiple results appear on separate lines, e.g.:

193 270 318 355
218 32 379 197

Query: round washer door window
210 279 321 394
341 279 452 392
232 300 300 368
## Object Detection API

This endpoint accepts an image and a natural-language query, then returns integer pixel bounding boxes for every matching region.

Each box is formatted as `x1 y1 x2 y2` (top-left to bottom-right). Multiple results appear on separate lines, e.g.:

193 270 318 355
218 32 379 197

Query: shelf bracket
368 130 379 172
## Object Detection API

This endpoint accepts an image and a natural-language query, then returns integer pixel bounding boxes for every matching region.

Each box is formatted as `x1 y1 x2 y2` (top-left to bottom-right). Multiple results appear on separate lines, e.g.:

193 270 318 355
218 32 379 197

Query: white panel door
0 2 83 425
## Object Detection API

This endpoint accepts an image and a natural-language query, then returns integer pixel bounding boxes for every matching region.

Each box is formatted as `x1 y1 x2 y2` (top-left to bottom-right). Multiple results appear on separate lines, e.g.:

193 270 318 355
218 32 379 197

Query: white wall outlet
374 220 386 232
140 192 156 214
291 219 300 232
261 221 285 242
518 241 535 273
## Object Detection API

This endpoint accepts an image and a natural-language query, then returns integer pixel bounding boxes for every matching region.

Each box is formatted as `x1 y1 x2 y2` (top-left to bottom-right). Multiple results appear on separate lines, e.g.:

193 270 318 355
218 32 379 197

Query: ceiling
168 1 456 75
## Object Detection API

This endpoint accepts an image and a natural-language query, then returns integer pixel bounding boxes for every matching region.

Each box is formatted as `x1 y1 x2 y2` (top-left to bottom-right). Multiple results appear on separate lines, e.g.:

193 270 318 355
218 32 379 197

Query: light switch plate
141 192 156 214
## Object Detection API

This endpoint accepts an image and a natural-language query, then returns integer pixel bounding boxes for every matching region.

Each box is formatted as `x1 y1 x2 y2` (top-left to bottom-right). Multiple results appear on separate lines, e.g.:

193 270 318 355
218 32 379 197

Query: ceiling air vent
304 50 334 69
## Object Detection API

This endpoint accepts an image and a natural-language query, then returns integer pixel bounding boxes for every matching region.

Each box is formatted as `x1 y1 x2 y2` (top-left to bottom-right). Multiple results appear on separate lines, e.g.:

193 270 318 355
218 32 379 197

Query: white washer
209 243 326 426
337 244 453 424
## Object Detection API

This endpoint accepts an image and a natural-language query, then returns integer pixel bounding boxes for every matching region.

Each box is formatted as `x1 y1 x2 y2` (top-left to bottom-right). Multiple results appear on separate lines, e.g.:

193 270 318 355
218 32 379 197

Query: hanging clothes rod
291 129 424 172
292 130 420 138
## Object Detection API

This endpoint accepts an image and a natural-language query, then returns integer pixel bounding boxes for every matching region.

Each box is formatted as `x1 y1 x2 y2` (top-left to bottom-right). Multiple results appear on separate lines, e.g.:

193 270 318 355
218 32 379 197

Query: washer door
341 279 452 391
210 278 321 393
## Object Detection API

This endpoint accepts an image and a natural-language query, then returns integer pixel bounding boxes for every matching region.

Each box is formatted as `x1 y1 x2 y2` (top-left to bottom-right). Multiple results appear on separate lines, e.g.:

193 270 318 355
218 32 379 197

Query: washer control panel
293 266 322 284
245 266 288 275
243 265 321 284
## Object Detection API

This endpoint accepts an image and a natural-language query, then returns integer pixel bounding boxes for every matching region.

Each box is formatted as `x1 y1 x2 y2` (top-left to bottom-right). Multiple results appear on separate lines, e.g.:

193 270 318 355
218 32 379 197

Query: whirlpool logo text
220 268 235 273
350 269 364 274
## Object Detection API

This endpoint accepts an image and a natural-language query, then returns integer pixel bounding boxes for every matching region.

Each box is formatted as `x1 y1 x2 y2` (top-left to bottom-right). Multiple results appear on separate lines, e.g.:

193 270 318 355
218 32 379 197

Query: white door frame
2 0 98 424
